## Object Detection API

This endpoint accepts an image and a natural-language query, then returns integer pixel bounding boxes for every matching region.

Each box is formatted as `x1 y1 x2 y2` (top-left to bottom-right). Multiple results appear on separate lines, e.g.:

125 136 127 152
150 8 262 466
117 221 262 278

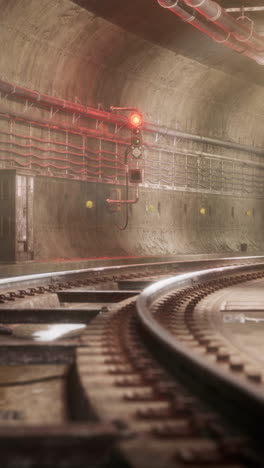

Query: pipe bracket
156 0 179 8
185 0 206 8
32 91 41 102
183 10 196 22
233 16 254 43
208 4 222 21
214 31 231 43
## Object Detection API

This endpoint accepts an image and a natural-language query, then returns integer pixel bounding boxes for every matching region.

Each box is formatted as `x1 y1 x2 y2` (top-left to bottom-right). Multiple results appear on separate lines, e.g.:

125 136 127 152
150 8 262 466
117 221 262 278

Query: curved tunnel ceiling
1 0 263 149
74 0 264 85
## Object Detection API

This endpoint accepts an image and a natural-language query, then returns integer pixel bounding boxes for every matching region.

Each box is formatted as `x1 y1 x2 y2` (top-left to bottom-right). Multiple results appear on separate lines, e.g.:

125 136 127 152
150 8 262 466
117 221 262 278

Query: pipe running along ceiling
157 0 264 64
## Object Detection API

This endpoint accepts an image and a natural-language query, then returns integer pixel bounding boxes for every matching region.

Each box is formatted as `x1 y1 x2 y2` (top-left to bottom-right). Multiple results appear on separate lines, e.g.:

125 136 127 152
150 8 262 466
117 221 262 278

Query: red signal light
129 112 143 128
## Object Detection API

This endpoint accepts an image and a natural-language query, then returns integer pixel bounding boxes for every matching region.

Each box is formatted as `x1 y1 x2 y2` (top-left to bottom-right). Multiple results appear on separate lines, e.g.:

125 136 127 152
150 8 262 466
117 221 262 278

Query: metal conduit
1 108 264 169
146 122 264 156
0 80 263 156
157 0 243 53
0 108 128 146
158 0 264 64
184 0 264 51
0 79 129 127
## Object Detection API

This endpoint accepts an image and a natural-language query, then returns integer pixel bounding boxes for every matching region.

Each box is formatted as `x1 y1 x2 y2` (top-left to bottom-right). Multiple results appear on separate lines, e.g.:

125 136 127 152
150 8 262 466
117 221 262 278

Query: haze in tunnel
0 0 264 261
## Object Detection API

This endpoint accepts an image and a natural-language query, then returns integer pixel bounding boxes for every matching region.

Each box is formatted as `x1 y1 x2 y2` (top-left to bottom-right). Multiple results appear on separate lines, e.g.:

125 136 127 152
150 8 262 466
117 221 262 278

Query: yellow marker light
86 200 94 209
146 204 154 213
246 210 251 216
200 207 206 215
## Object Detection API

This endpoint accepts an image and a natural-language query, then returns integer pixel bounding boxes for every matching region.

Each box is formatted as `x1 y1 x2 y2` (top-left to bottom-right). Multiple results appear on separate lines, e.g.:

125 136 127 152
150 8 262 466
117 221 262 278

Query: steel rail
1 255 264 289
136 262 264 444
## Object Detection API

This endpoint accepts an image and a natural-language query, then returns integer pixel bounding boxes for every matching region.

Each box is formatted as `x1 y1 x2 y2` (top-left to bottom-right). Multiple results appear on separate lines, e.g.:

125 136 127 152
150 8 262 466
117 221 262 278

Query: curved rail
0 259 218 287
1 254 264 288
136 262 264 445
0 258 192 290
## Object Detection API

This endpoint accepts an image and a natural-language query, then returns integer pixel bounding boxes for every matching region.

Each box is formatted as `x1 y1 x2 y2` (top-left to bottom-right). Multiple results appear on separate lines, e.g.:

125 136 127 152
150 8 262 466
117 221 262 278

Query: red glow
129 112 143 128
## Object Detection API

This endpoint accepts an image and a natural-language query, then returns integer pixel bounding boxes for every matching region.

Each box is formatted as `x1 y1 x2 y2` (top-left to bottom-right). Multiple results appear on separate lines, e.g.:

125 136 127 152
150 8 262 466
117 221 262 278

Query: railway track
0 256 264 467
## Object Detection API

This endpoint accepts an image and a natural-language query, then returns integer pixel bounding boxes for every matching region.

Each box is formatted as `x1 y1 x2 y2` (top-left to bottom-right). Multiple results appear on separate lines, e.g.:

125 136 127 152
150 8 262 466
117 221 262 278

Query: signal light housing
131 127 143 158
128 168 143 183
131 128 141 146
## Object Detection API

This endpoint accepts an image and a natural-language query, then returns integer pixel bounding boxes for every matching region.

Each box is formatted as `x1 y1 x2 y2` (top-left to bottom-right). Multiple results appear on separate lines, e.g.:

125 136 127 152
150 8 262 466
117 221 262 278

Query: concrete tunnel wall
1 0 264 260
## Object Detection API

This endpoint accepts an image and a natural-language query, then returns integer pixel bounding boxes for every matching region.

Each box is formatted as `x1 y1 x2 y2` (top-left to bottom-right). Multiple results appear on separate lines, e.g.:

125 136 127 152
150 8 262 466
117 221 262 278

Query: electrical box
128 168 143 184
0 170 34 262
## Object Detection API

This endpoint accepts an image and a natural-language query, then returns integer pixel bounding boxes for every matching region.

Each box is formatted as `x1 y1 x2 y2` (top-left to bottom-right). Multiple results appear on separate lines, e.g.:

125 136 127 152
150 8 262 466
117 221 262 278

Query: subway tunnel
1 0 264 467
0 0 264 262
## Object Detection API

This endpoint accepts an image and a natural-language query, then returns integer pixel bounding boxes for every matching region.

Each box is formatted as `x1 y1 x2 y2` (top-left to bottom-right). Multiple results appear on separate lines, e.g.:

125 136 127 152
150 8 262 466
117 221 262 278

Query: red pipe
157 0 264 64
158 0 244 52
1 83 264 156
0 109 129 147
0 79 129 126
184 0 264 52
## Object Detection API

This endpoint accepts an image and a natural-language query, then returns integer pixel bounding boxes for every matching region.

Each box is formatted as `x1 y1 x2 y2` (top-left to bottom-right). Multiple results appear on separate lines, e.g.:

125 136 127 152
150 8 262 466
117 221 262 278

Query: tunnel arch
0 0 264 260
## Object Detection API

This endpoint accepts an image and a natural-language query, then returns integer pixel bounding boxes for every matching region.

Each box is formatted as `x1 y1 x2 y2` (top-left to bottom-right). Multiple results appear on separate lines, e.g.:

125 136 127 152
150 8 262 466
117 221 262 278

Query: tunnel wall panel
33 178 264 260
